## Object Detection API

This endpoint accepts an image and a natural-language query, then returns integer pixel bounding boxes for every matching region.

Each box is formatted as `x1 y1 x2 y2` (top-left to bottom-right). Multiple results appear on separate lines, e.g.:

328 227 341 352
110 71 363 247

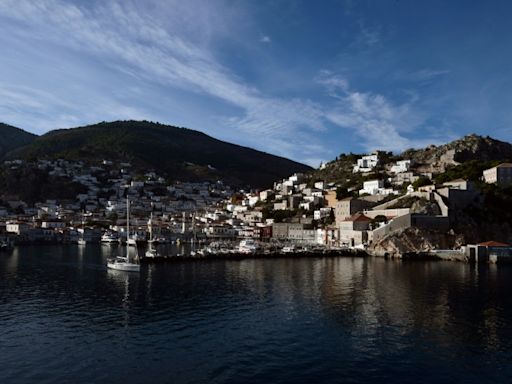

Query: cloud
0 82 152 133
0 0 329 162
0 0 455 164
259 35 271 43
318 72 442 152
408 69 450 82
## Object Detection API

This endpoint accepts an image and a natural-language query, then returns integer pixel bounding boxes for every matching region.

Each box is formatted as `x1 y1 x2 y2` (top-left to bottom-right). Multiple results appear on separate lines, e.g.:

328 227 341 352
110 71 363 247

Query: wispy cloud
0 0 329 161
318 72 444 152
0 0 459 163
408 68 451 82
259 35 271 43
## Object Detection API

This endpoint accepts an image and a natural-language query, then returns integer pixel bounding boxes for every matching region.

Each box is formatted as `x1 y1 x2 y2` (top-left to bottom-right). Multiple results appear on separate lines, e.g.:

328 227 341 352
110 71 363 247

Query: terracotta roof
345 213 371 222
478 241 511 247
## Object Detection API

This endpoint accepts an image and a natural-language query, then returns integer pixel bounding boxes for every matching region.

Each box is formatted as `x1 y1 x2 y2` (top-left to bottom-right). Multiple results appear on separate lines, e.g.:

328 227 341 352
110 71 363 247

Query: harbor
2 245 512 384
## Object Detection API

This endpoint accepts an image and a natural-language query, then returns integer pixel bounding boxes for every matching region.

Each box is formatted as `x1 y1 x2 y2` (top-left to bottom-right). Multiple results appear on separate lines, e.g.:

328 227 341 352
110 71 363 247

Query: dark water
1 245 512 384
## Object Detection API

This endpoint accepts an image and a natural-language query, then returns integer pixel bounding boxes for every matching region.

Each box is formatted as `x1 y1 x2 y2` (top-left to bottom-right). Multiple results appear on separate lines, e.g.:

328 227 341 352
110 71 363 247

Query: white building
353 153 379 173
483 163 512 185
6 222 30 235
314 208 332 220
359 180 384 195
359 180 398 196
390 160 411 174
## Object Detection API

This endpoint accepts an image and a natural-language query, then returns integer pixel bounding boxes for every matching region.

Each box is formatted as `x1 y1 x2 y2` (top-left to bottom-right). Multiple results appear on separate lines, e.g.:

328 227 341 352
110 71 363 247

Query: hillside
307 134 512 190
7 120 311 188
401 134 512 174
0 123 37 158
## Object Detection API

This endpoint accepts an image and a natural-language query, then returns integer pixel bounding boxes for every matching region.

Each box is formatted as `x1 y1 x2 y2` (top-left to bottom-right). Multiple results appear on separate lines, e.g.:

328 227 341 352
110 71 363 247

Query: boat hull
107 261 140 272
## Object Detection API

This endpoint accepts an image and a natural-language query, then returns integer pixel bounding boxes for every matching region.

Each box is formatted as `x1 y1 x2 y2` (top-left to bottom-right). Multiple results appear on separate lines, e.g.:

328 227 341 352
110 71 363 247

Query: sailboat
107 198 140 272
145 211 159 258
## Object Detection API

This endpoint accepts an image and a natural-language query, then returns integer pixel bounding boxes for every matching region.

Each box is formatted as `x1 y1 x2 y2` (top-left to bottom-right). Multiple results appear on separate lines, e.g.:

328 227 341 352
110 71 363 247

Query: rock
370 227 461 256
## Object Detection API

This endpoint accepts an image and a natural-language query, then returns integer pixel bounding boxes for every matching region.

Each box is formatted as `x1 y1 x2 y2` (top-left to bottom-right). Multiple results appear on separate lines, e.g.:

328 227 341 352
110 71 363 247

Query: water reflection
2 246 512 383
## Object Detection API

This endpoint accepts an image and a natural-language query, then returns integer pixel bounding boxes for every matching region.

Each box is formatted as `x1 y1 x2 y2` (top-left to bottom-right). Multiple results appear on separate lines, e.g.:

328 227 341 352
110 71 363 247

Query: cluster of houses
0 159 233 244
196 155 512 249
0 156 511 249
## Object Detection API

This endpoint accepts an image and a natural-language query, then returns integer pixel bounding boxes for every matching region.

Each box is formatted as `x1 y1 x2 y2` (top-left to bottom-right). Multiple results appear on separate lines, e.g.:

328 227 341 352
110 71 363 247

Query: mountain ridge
0 123 38 159
2 120 311 188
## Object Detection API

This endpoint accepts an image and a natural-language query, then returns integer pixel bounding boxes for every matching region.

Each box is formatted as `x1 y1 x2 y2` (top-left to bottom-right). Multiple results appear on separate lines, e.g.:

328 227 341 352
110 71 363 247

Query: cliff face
371 227 464 257
402 134 512 174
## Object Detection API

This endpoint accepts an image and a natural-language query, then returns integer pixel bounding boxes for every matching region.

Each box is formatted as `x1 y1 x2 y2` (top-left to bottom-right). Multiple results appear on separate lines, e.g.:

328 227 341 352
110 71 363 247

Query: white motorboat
107 256 140 272
107 198 140 273
145 247 158 258
239 239 259 254
101 232 119 244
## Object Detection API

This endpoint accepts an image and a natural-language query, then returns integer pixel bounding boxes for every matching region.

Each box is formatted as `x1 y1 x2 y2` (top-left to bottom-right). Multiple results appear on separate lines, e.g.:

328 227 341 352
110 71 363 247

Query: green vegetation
262 208 298 223
463 184 512 225
0 164 87 204
0 123 37 158
434 160 502 184
8 120 311 188
370 215 388 230
412 176 432 189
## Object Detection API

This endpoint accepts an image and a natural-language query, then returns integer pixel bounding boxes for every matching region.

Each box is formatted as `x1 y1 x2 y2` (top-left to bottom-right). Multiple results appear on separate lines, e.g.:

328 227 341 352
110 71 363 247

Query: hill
401 134 512 174
0 123 37 158
308 134 512 190
6 120 311 188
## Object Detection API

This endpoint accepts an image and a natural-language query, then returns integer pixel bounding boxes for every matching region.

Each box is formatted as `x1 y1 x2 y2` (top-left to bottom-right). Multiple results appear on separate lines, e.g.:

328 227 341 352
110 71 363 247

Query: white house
391 160 411 174
483 163 512 185
353 153 379 173
359 180 384 195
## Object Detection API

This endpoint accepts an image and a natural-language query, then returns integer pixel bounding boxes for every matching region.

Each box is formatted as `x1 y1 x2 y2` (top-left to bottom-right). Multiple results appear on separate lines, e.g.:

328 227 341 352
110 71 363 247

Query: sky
1 0 512 166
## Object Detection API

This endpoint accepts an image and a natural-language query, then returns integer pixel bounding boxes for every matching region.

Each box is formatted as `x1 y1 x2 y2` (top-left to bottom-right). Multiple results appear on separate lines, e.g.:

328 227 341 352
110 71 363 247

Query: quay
139 248 368 263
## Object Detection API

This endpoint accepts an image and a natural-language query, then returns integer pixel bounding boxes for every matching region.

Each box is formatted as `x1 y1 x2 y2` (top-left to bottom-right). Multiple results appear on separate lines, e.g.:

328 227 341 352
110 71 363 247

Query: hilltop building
353 153 380 173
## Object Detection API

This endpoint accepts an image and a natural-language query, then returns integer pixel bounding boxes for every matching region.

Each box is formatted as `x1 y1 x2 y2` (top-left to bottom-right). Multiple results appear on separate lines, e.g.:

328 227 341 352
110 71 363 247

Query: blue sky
1 0 512 166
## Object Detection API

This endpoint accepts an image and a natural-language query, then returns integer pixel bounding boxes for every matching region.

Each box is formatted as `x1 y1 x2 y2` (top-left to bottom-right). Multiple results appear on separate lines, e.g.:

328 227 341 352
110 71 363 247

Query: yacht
239 239 259 254
107 198 140 272
282 245 296 253
101 232 119 244
107 254 140 272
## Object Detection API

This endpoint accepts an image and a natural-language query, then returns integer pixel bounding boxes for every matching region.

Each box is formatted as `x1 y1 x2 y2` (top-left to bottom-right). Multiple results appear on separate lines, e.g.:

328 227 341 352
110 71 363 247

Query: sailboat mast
126 197 130 260
149 211 153 242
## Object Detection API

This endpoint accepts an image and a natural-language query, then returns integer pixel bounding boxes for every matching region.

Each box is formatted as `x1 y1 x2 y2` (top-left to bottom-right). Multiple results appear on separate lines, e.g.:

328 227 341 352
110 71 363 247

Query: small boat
282 246 296 253
145 247 159 258
107 256 140 272
101 232 119 244
239 239 259 254
107 198 140 273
